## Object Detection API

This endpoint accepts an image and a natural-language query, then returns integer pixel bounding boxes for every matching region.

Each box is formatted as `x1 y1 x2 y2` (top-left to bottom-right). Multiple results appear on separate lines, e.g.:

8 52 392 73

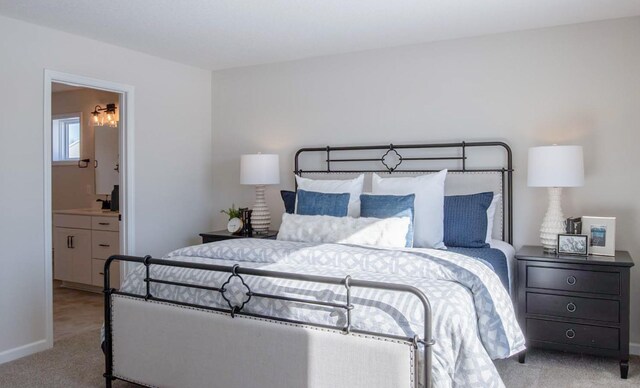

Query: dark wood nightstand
516 245 634 378
199 230 278 244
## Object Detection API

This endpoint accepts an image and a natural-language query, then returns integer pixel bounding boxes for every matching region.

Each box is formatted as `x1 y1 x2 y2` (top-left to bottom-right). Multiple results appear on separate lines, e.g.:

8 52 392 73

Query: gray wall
212 17 640 344
0 15 213 360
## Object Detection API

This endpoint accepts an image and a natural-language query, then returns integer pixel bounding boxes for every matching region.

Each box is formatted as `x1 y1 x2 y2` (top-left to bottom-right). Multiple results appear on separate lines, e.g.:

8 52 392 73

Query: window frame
52 112 83 166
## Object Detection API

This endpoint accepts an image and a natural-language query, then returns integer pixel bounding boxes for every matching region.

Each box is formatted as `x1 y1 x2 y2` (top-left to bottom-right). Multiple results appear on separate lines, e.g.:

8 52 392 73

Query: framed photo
557 234 588 256
581 216 616 256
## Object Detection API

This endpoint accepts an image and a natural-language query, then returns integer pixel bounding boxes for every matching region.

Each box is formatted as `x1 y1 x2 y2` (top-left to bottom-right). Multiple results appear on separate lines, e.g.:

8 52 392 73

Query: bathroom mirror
94 126 119 195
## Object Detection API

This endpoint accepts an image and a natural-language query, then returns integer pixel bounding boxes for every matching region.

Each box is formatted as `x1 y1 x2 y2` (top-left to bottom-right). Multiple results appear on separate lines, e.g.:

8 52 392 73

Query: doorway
43 70 134 348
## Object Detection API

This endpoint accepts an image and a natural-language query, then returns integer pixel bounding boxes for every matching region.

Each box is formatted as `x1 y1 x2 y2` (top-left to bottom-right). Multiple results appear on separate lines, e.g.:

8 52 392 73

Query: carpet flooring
0 328 638 388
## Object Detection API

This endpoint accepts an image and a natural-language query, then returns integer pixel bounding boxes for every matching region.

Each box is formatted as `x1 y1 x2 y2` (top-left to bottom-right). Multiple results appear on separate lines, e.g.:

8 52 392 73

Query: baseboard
630 342 640 356
0 339 51 365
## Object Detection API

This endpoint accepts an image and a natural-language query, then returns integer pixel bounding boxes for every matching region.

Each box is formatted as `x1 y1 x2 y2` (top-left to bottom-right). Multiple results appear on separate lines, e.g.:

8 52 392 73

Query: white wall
51 87 120 210
212 17 640 342
0 15 213 361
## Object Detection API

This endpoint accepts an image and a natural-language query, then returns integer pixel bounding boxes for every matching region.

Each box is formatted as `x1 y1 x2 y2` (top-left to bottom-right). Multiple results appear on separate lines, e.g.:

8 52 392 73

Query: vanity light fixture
90 103 119 127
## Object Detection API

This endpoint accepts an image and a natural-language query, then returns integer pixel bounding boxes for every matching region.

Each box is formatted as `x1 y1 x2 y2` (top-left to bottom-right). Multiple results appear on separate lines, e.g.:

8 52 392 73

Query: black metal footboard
103 255 435 388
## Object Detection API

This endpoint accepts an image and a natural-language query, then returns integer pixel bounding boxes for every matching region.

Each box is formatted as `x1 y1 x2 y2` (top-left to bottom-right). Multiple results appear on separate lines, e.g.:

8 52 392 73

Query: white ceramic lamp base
539 187 566 252
251 185 271 234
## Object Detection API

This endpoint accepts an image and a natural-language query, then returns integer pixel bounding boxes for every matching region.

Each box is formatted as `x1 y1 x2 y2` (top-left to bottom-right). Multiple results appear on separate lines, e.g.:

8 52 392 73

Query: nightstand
199 230 278 244
516 245 634 378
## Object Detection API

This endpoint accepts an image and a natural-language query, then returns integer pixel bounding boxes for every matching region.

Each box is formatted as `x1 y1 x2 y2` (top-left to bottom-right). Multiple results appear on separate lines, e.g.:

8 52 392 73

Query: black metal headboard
294 141 513 244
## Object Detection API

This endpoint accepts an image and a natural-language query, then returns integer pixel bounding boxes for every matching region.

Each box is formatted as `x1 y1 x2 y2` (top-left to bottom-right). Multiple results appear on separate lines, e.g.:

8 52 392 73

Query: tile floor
53 280 103 342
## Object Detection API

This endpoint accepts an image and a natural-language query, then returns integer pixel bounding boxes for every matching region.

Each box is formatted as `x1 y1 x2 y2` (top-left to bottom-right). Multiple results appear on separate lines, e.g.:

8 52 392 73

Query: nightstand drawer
527 266 620 295
527 318 619 350
527 293 619 323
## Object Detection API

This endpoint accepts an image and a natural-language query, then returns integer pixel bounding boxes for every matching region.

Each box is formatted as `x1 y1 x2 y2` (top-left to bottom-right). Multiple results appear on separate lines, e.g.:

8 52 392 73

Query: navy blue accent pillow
360 194 415 247
296 190 350 217
444 192 494 248
280 190 296 214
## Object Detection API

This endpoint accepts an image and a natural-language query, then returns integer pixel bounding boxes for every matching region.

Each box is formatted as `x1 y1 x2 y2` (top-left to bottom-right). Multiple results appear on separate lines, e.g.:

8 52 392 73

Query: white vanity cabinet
53 210 120 290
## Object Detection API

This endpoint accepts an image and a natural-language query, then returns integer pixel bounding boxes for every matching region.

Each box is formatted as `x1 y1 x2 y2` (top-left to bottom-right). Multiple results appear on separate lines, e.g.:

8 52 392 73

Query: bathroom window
52 114 81 163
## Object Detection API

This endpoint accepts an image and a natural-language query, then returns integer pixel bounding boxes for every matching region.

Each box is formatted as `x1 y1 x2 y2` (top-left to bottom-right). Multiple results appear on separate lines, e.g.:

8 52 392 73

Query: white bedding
111 239 525 387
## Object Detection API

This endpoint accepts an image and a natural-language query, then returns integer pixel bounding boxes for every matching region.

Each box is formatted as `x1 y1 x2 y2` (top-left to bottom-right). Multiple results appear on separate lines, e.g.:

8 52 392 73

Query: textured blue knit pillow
444 192 494 248
360 194 415 247
280 190 296 214
296 190 350 217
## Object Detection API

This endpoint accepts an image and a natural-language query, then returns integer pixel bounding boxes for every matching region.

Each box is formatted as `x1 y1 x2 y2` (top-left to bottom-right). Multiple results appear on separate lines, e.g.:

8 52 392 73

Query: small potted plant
221 204 241 220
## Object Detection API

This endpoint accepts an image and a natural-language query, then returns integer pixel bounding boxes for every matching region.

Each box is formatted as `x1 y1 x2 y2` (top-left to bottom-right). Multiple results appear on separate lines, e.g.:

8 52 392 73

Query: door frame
43 70 135 349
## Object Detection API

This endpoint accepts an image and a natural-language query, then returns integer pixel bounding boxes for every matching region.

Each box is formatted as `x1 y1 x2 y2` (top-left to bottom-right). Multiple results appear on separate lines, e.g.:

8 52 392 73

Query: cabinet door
68 228 92 284
95 126 119 194
53 228 74 281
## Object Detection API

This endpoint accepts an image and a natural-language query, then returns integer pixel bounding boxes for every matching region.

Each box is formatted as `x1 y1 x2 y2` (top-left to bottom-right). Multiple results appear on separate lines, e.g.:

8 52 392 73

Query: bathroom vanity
53 208 120 290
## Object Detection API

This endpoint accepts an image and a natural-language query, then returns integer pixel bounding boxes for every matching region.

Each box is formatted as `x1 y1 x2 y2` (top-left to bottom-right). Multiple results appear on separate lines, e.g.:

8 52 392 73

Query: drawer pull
566 302 577 313
99 222 110 226
99 244 111 247
566 276 577 285
99 272 104 275
565 329 576 339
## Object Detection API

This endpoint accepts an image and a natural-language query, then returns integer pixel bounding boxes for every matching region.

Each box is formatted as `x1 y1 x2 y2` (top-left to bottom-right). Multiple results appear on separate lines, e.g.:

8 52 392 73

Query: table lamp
528 145 584 252
240 153 280 234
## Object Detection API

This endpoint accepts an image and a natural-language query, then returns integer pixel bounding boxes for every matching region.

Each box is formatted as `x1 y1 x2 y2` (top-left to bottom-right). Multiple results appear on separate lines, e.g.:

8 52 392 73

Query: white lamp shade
240 154 280 185
528 145 584 187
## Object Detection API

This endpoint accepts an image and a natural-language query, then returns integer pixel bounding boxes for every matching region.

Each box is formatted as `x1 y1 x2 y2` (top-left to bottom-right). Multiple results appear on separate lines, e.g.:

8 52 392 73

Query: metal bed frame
103 140 513 388
294 141 513 243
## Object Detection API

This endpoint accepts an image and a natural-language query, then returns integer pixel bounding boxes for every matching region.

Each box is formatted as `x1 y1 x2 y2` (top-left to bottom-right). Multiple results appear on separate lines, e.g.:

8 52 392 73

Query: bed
103 141 525 388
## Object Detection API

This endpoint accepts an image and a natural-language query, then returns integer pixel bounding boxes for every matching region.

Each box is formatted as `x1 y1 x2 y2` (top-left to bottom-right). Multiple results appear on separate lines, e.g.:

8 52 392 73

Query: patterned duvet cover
113 239 525 388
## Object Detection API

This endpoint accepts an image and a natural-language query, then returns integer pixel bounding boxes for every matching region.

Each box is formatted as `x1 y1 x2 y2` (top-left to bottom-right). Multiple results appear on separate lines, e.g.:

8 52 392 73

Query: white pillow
372 170 447 249
486 193 502 243
295 174 365 217
277 213 411 248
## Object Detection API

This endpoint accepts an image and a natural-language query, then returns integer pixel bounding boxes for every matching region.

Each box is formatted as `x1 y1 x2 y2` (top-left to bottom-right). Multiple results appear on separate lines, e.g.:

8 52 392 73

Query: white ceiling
1 0 639 70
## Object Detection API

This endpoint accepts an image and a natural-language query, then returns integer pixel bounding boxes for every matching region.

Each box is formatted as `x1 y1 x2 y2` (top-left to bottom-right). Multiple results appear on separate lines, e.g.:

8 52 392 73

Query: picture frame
557 234 588 256
565 217 582 234
581 216 616 256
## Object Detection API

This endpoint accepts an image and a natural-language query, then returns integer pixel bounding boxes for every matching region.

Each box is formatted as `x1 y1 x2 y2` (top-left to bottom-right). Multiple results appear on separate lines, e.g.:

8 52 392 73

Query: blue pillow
296 190 350 217
280 190 296 214
444 192 493 248
360 194 415 247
